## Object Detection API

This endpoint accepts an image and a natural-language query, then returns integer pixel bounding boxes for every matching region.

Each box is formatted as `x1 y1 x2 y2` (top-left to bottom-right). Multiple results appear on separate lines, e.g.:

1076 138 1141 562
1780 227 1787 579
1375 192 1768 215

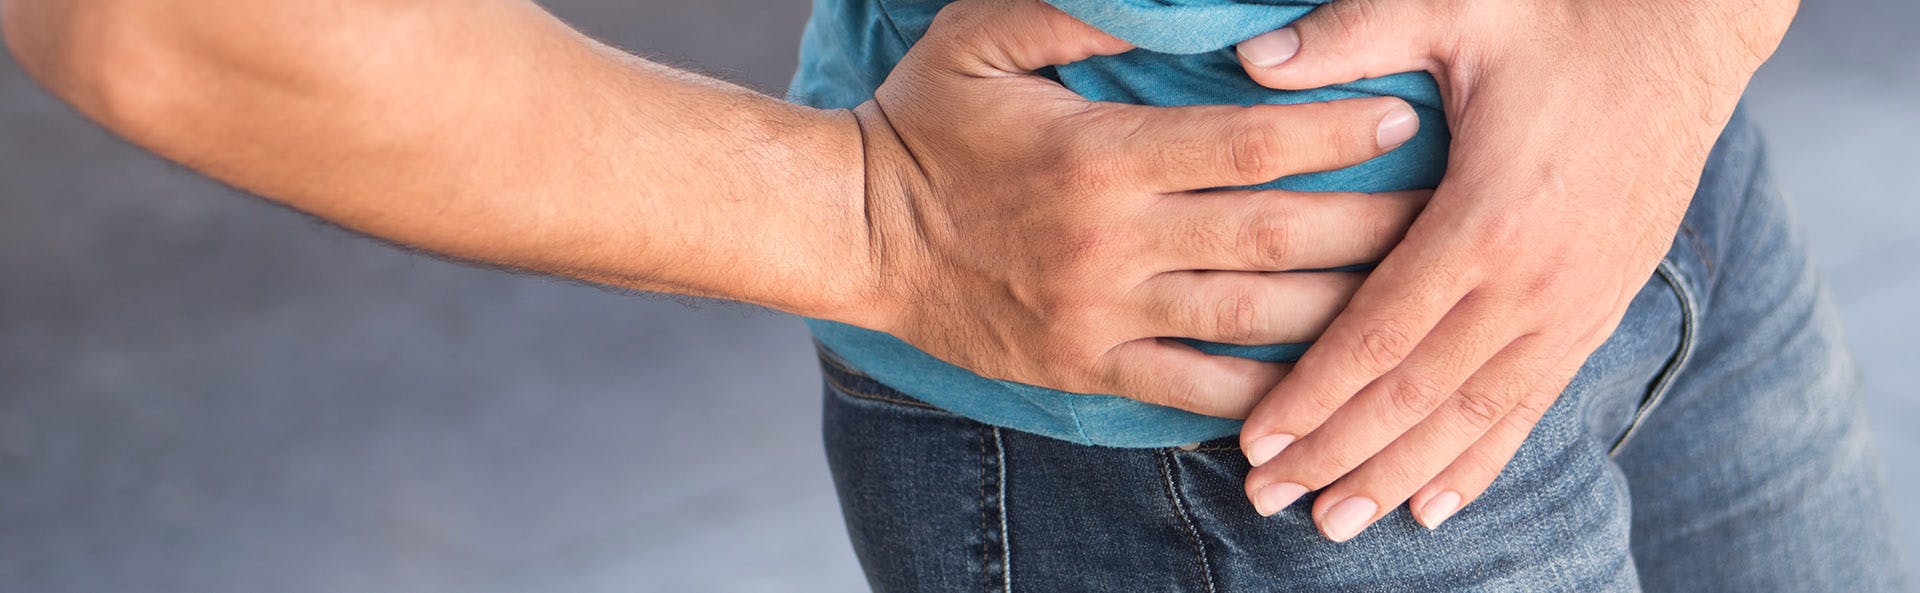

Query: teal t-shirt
788 0 1448 447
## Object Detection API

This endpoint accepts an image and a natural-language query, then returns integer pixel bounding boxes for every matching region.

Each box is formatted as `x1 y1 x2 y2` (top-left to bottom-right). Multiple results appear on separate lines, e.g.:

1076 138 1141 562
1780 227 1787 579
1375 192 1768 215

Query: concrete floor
0 1 1913 591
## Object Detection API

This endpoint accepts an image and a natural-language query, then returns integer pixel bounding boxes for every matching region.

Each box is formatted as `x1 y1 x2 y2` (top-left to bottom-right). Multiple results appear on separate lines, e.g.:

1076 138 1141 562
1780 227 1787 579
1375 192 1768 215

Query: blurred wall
0 1 1914 591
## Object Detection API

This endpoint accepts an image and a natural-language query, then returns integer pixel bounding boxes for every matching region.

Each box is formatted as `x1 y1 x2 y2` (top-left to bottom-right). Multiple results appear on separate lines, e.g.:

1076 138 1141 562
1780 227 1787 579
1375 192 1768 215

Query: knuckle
1225 123 1286 182
1381 374 1450 419
1352 321 1417 372
1470 204 1529 253
1214 291 1267 343
1243 212 1298 269
1504 393 1553 425
1451 386 1510 426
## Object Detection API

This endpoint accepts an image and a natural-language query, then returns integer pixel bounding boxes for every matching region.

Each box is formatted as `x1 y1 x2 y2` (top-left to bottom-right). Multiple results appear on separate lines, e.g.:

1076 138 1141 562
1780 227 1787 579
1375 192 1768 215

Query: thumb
1234 0 1449 90
918 0 1134 76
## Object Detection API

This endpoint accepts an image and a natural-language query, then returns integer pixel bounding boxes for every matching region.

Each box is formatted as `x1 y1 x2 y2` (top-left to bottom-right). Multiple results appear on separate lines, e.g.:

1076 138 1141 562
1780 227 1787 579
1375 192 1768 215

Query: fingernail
1417 491 1463 530
1320 496 1379 542
1376 105 1418 151
1253 482 1309 517
1236 28 1300 68
1244 434 1295 466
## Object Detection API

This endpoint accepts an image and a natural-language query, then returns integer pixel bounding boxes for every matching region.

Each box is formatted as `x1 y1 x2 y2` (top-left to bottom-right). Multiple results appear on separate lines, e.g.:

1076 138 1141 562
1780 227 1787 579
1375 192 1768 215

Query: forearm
1 0 872 318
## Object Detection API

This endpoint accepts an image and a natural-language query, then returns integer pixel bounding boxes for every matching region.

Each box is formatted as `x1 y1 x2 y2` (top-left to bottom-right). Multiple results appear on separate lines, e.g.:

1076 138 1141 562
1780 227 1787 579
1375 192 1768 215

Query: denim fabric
818 110 1913 591
791 0 1448 447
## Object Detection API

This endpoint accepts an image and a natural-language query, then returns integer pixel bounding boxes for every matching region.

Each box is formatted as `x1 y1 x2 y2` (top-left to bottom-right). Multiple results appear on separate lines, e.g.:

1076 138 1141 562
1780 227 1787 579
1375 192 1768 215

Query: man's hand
2 0 1426 418
841 0 1428 416
1228 0 1797 538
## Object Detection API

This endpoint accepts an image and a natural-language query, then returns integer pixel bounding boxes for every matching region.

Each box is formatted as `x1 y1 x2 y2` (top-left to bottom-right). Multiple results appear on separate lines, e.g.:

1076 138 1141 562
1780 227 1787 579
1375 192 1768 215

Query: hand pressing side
1230 0 1796 540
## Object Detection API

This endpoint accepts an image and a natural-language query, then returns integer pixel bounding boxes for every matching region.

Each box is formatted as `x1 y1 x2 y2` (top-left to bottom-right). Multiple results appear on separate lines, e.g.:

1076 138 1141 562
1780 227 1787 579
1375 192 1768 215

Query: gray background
0 0 1914 591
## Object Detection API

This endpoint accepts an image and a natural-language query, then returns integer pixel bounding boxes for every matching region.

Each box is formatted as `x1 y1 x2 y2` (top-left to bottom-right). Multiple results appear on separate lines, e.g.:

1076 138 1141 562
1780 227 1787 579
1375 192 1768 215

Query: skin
3 0 1798 549
854 4 1427 415
0 0 1417 417
1228 0 1800 541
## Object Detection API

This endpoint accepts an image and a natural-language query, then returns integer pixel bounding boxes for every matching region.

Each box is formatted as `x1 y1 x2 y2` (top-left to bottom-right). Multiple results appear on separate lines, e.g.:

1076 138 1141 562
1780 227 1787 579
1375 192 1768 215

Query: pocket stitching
822 371 944 411
979 426 1011 593
1157 450 1221 593
1608 258 1701 456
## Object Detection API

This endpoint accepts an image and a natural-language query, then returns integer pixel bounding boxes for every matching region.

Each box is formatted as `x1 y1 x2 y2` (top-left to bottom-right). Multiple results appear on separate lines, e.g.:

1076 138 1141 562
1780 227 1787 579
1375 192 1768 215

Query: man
4 0 1907 589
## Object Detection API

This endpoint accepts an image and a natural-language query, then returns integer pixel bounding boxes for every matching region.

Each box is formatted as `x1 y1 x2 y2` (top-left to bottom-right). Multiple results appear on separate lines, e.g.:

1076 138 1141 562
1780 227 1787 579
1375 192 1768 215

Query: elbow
2 0 188 134
7 0 456 151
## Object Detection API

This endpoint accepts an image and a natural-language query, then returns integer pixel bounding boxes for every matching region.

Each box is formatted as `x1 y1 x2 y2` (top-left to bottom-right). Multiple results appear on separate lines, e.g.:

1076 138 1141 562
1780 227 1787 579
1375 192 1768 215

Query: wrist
807 102 925 332
784 102 929 333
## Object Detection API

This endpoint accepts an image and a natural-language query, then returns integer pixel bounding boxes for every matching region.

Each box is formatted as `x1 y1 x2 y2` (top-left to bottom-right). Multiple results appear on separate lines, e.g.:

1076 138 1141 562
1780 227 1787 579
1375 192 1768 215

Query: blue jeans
816 109 1913 591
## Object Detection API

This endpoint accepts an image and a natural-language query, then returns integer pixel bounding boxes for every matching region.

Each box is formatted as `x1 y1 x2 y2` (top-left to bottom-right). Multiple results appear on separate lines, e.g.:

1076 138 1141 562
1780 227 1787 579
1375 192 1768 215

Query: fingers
1136 271 1364 345
918 0 1133 76
1234 0 1451 90
1147 189 1428 272
1404 396 1552 530
1109 98 1420 191
1237 239 1475 466
1240 302 1516 516
1099 338 1292 418
1274 340 1564 542
1407 355 1583 530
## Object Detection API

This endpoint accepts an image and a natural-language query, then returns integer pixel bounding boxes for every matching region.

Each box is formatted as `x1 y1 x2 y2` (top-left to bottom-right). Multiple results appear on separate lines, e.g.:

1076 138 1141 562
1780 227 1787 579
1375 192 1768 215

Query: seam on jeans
1157 451 1220 593
994 428 1012 593
975 427 1006 591
1609 259 1700 455
821 371 946 411
1167 445 1245 454
978 426 1010 593
1189 446 1242 452
978 426 992 593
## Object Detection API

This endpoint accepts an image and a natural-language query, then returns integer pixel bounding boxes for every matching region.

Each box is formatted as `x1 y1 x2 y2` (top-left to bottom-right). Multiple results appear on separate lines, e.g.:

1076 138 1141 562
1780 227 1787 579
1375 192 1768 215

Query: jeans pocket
1605 258 1703 455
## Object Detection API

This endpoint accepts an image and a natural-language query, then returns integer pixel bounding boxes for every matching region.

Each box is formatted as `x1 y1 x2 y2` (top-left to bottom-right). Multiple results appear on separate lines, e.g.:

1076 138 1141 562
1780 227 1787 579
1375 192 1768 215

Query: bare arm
3 0 869 317
2 0 1426 412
